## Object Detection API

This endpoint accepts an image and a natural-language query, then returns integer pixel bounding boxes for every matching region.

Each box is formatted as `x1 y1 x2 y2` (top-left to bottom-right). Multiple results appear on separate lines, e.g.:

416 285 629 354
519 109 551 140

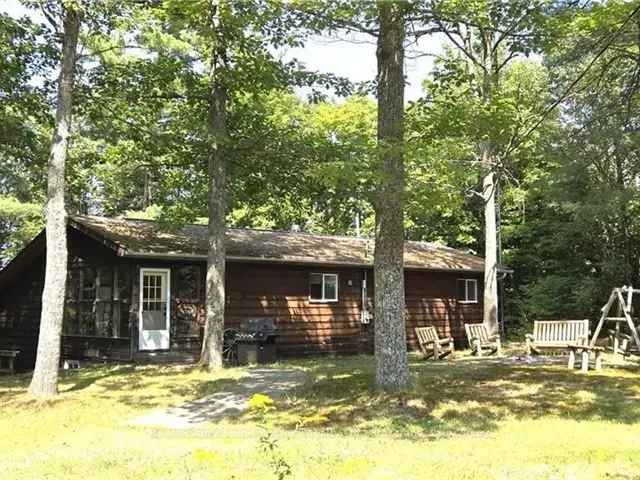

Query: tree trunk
200 0 227 370
480 30 499 336
373 1 409 392
29 4 82 399
481 150 499 335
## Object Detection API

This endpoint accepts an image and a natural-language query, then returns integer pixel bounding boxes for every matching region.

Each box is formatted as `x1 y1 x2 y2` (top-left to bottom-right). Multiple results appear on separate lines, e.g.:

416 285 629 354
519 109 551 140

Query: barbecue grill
232 318 278 365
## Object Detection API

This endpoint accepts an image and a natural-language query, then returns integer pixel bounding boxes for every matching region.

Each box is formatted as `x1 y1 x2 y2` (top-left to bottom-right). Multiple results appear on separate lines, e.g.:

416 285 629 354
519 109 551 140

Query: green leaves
0 195 43 265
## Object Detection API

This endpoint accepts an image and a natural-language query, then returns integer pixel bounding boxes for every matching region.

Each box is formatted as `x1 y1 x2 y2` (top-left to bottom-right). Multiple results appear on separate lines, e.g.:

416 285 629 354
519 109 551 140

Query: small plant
192 448 220 465
248 393 275 411
258 430 292 480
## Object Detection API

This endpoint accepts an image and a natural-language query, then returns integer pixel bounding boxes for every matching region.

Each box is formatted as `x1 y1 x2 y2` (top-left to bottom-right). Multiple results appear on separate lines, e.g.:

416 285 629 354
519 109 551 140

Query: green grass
2 347 640 479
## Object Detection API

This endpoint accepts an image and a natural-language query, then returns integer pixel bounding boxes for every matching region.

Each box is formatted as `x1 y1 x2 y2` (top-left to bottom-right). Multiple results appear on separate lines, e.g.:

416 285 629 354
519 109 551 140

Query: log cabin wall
404 270 484 350
226 263 483 355
226 262 365 355
0 224 486 369
0 257 44 370
128 260 206 357
61 228 134 361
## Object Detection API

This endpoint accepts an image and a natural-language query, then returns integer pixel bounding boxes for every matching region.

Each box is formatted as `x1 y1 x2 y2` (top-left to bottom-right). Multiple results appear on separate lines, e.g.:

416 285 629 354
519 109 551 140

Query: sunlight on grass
1 352 640 479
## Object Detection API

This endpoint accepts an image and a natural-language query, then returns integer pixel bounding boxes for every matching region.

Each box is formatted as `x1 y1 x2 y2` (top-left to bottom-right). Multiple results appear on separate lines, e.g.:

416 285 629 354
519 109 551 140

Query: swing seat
608 329 640 356
590 286 640 353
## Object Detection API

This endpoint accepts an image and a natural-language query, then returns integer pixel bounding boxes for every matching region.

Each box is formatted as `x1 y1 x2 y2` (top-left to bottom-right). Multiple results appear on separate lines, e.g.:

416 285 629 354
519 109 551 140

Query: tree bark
479 30 499 336
481 151 499 335
200 0 227 370
373 0 409 392
29 4 82 399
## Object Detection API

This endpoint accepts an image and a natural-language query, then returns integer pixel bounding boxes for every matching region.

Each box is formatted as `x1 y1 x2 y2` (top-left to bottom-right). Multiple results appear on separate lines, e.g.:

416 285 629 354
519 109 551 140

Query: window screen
309 273 338 302
457 279 478 303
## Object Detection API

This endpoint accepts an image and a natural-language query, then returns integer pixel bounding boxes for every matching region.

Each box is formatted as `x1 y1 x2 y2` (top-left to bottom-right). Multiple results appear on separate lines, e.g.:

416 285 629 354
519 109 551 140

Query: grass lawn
1 347 640 479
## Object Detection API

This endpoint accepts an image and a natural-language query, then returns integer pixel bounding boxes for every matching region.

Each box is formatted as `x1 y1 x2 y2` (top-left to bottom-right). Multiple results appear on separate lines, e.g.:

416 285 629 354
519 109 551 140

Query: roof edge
68 217 126 255
122 250 486 273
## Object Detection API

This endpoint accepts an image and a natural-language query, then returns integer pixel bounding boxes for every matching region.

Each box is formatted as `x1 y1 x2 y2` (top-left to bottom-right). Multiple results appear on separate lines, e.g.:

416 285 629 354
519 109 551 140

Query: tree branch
435 18 485 71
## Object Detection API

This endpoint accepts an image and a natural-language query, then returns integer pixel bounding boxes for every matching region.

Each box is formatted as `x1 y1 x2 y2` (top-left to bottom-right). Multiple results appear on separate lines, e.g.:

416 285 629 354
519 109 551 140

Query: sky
1 0 442 101
286 33 442 101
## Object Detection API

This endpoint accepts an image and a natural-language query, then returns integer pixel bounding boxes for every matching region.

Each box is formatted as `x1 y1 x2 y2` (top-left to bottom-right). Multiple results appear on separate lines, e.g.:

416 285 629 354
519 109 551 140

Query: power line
505 2 640 159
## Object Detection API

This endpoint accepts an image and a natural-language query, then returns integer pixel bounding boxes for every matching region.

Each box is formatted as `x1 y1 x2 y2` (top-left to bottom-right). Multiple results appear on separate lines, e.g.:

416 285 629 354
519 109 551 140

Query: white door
139 269 170 350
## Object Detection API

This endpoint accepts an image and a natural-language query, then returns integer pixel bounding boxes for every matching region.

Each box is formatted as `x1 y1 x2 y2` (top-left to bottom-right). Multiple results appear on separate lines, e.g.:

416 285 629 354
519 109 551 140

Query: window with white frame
309 273 338 302
457 278 478 303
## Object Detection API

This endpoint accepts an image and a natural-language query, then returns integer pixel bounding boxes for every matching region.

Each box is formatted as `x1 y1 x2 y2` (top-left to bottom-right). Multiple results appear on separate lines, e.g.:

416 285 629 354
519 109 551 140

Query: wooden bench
0 349 20 375
414 326 454 360
464 323 501 357
567 344 605 372
525 320 590 355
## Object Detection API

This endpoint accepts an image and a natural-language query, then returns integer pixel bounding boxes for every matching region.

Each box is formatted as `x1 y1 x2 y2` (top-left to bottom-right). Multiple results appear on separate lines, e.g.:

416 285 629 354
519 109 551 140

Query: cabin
0 215 487 370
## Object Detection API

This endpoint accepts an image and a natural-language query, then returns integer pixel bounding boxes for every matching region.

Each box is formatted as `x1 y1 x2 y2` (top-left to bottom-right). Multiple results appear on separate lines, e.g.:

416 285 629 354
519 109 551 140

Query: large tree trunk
29 4 81 399
200 0 227 370
480 30 499 336
481 152 499 335
373 1 409 392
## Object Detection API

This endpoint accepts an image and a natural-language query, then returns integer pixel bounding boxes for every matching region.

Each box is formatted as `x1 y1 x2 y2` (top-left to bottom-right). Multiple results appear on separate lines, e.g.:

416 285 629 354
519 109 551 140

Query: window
64 265 131 338
309 273 338 302
0 308 12 329
457 279 478 303
80 269 96 301
175 265 202 301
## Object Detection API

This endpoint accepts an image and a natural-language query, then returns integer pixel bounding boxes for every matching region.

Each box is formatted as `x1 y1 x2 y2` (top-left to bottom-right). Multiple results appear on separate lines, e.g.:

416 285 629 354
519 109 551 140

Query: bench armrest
576 333 589 345
615 333 633 341
608 329 630 337
525 333 534 341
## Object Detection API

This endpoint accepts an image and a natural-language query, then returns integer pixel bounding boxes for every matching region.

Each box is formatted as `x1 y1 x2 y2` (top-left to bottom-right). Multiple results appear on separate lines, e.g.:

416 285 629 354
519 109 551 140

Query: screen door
139 269 170 350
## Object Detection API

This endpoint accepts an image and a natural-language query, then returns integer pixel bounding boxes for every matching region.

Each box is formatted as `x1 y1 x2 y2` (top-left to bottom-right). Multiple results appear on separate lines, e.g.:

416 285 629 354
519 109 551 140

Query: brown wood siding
0 259 44 370
128 261 206 354
62 228 134 360
1 224 486 368
404 270 483 350
226 263 366 355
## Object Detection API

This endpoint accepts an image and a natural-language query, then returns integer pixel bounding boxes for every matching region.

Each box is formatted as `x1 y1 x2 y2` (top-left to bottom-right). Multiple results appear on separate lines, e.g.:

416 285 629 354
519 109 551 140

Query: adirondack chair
414 326 454 360
525 320 589 355
464 323 502 357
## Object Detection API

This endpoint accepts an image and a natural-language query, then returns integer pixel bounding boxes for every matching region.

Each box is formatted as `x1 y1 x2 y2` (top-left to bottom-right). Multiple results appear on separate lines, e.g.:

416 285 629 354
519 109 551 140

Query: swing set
590 286 640 356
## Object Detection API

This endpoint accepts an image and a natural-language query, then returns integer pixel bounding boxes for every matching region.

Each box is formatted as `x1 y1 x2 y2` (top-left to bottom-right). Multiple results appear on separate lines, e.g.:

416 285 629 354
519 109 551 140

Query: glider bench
525 319 590 355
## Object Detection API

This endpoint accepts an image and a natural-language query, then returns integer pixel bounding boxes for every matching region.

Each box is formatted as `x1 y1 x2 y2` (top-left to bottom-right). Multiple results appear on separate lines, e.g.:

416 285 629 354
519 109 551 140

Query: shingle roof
69 215 486 272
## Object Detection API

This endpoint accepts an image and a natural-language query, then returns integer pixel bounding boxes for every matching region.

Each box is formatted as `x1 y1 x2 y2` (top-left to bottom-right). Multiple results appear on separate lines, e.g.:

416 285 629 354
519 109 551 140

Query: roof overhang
68 217 125 255
120 250 486 273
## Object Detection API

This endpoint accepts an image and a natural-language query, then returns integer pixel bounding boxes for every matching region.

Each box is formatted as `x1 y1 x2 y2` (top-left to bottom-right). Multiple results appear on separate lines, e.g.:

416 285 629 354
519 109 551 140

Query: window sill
309 299 339 304
458 300 478 304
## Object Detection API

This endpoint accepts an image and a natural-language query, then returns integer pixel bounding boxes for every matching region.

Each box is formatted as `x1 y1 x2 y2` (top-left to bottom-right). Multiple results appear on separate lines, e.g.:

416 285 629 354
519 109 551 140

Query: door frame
138 267 171 351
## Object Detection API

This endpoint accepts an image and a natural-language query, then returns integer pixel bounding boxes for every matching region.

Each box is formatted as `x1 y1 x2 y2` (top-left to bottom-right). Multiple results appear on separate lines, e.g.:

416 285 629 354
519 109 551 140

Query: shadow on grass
3 352 640 440
250 354 640 439
0 363 245 412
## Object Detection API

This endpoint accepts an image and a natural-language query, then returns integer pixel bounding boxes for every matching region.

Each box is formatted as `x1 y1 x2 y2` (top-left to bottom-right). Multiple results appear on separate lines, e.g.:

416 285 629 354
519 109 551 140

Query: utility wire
504 2 640 159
